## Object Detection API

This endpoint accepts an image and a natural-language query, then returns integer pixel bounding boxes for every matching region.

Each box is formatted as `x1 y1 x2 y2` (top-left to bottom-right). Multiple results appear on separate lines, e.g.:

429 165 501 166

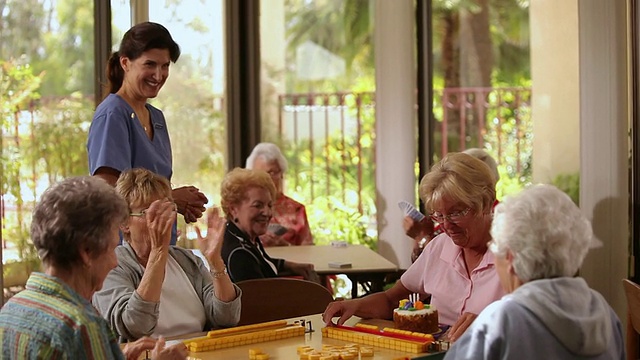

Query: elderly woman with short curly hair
0 176 187 359
444 184 624 360
220 167 317 283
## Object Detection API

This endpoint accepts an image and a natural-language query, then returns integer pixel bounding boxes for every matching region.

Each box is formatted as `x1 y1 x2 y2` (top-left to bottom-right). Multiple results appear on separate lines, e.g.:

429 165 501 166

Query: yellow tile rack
321 324 434 354
184 319 306 353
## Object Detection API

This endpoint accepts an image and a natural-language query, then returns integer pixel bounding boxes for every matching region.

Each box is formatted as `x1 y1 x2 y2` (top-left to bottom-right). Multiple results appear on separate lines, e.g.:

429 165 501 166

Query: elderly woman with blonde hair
444 184 623 359
93 168 241 342
404 148 500 262
221 167 318 282
246 142 313 246
323 152 504 342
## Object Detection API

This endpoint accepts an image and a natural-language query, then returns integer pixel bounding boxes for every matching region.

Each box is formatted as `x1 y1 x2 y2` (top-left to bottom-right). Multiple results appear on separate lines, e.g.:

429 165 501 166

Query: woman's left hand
195 207 226 263
285 261 320 283
446 311 478 342
260 232 291 246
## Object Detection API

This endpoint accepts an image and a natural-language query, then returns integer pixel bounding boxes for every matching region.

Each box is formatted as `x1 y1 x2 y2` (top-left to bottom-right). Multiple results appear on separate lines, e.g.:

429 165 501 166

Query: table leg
346 273 387 298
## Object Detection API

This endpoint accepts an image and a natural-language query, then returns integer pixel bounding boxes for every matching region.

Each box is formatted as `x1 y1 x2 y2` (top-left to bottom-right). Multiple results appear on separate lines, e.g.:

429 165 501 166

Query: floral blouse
264 193 313 246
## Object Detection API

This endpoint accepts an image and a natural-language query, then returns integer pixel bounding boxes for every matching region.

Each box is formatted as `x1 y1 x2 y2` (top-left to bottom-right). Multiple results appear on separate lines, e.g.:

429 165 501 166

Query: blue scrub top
87 94 178 244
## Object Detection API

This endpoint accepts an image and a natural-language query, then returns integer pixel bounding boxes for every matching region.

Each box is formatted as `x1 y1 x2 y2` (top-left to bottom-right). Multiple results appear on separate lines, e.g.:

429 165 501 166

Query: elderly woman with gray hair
246 142 313 246
0 176 187 359
444 184 623 359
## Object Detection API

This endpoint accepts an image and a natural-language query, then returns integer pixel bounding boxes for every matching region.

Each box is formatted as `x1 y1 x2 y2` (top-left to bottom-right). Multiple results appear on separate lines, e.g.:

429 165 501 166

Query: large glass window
0 0 96 302
259 0 377 249
430 1 579 203
149 0 227 245
112 0 131 48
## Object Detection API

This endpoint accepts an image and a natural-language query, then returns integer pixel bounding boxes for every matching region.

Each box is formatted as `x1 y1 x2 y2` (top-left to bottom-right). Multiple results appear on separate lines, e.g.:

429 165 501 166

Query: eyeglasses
130 202 177 217
266 169 283 178
430 207 472 224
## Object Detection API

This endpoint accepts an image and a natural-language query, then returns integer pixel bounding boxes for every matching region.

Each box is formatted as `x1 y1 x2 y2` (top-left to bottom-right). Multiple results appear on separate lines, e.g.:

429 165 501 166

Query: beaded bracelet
210 266 228 279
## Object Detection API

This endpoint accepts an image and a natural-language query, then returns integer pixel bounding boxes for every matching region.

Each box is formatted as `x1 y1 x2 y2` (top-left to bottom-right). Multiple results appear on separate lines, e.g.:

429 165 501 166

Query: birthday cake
393 298 439 334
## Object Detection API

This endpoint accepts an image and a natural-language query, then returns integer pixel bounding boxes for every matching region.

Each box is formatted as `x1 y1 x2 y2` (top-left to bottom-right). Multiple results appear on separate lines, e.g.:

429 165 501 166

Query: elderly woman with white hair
246 142 313 246
444 184 623 360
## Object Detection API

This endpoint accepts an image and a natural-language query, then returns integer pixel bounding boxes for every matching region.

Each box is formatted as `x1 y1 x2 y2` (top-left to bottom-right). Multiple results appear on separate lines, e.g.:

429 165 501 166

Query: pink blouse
401 233 504 326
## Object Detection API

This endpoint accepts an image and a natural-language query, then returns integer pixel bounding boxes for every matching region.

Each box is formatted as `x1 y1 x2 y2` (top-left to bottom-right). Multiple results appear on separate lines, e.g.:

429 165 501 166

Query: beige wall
530 0 581 183
374 0 417 270
531 0 629 325
578 0 629 324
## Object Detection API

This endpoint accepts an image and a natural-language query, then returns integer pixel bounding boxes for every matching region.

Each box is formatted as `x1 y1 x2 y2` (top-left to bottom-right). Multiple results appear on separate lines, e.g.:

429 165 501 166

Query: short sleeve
400 234 445 293
87 101 132 175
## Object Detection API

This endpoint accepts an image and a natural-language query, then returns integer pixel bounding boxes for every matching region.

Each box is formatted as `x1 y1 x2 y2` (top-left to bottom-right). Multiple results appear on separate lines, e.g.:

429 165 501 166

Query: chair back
236 277 334 326
622 278 640 360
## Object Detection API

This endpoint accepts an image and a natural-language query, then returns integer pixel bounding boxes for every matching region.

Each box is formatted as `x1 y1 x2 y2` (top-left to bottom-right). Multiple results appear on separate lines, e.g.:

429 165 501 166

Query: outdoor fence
1 87 532 253
277 87 532 215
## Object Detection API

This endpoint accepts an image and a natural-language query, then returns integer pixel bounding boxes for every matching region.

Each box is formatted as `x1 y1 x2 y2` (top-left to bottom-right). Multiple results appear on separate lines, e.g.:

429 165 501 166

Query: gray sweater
444 277 624 360
92 243 241 342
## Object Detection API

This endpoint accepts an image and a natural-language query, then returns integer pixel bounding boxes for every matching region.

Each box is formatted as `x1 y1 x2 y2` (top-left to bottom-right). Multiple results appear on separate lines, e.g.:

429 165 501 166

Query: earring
234 217 239 223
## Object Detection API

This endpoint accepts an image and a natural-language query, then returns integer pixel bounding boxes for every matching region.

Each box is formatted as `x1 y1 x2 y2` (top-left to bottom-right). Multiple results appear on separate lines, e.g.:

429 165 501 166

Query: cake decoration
393 296 439 334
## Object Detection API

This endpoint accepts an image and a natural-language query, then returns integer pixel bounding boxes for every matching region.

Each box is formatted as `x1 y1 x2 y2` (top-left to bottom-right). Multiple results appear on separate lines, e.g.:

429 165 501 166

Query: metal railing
434 87 532 174
277 87 533 213
1 87 532 251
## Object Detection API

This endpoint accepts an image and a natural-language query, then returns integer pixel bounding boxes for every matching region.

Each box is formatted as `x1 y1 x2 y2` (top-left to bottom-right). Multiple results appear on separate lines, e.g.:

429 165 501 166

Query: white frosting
394 307 437 316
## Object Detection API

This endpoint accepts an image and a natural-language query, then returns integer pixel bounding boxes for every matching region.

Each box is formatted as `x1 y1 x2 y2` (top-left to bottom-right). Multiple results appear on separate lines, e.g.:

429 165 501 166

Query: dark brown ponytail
104 51 124 95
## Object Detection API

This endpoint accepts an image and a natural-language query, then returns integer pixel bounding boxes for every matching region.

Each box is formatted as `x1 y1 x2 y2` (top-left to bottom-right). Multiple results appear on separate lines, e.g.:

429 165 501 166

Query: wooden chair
622 278 640 360
236 277 334 326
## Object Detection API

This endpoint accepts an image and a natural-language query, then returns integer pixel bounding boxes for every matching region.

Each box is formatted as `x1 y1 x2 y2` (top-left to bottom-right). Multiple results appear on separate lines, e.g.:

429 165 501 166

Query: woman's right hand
403 216 434 240
121 337 188 360
151 337 189 360
121 337 157 360
145 199 176 250
322 299 360 326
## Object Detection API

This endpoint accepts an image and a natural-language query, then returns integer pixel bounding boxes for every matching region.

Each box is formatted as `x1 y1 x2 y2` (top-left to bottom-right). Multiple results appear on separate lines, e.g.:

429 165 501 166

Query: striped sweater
0 272 123 359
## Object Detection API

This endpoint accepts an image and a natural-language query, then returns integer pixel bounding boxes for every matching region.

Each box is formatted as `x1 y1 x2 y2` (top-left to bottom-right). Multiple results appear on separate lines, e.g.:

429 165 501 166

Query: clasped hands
172 186 208 223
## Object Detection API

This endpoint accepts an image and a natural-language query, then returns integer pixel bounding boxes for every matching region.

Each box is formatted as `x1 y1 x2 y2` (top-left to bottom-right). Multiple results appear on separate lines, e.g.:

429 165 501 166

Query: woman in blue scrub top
87 22 208 244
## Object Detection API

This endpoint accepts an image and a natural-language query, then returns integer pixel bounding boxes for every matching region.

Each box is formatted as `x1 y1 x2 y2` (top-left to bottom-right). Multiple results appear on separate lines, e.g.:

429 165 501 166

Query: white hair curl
245 142 288 173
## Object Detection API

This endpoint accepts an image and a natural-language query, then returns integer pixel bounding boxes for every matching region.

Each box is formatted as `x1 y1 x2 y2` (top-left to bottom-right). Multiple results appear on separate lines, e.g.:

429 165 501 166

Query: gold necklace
130 112 149 132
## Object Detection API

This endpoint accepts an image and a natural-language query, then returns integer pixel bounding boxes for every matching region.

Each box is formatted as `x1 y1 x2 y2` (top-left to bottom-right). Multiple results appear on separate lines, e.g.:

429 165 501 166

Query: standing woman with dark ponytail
87 22 208 244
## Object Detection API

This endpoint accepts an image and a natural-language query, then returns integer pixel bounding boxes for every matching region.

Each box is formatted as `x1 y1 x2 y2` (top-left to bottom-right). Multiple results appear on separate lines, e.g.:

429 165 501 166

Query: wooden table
167 314 445 360
267 245 399 298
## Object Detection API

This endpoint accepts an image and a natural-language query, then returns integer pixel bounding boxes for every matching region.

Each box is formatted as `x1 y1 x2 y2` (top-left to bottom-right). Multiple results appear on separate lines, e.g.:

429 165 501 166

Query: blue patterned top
0 272 124 359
